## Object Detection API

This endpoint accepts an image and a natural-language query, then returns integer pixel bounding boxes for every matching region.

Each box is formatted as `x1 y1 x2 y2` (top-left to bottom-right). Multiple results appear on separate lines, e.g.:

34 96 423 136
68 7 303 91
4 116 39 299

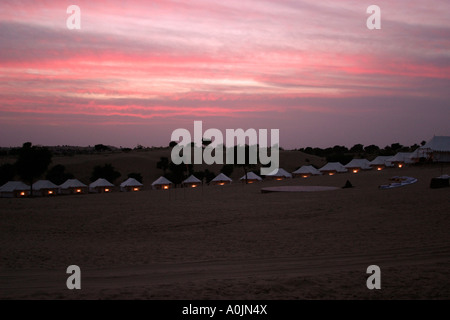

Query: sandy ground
1 164 449 299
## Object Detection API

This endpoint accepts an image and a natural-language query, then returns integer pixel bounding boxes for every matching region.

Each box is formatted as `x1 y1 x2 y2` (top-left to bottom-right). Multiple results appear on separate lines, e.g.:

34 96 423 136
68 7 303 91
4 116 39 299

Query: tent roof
89 178 115 188
292 165 322 175
211 173 232 182
420 136 450 152
239 172 262 180
387 152 413 162
120 178 143 187
32 180 58 190
59 179 87 188
369 156 393 166
151 176 173 186
344 159 371 169
182 175 201 184
319 162 348 172
266 168 293 178
0 181 30 192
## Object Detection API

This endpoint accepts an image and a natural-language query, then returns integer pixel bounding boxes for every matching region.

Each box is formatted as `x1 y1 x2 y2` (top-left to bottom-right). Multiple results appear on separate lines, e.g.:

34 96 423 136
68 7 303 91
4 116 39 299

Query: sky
0 0 449 149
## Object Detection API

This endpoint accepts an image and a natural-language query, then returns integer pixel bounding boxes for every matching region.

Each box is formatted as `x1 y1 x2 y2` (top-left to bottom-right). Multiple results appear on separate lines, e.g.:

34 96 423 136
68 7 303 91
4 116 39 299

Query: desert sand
0 159 449 300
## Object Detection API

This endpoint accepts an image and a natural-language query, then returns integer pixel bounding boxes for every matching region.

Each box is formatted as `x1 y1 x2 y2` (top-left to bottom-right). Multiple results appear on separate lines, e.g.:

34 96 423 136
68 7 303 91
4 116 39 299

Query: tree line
0 142 142 195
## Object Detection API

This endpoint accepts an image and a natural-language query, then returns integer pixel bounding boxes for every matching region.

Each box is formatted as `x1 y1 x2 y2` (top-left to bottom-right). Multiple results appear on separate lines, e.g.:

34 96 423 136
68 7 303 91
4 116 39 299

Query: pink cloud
0 0 449 148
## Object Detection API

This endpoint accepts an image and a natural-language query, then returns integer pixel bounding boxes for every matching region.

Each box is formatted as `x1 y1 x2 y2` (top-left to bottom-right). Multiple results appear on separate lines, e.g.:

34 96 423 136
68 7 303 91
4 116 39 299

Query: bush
90 163 121 183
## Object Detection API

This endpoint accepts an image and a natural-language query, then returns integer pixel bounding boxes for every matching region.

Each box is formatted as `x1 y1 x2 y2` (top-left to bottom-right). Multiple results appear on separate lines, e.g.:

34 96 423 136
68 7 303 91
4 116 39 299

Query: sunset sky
0 0 449 149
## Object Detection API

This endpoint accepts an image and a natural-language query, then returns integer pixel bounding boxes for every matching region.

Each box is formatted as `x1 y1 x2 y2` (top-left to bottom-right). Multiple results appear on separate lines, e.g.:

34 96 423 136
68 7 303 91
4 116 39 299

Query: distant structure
59 179 88 194
89 178 115 193
32 180 59 196
319 162 347 175
292 165 322 178
120 178 143 192
265 168 292 180
387 152 415 168
0 181 30 198
239 172 263 183
210 173 232 186
344 159 372 173
415 136 450 162
369 156 394 171
152 176 173 190
182 175 202 188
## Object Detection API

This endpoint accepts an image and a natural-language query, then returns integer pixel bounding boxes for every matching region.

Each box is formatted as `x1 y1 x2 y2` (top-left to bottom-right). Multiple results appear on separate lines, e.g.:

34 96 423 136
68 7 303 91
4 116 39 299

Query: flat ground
1 164 449 299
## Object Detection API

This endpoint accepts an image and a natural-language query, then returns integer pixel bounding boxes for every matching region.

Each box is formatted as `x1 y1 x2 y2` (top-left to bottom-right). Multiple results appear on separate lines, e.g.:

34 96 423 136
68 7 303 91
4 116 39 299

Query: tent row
0 177 143 198
152 170 293 190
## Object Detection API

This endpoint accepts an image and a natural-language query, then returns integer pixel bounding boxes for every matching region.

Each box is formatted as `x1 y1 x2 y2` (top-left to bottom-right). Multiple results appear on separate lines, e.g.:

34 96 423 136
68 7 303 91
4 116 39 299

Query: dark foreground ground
1 165 449 299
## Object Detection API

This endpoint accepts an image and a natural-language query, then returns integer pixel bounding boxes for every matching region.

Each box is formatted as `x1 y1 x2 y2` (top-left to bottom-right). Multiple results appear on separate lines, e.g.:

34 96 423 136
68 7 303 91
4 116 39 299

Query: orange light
377 167 382 171
20 192 25 196
105 188 110 192
328 172 335 176
276 178 283 181
219 182 225 185
248 181 254 184
133 187 139 191
163 185 169 189
76 189 82 193
191 185 197 188
353 169 358 174
302 175 309 178
398 164 403 168
48 190 53 194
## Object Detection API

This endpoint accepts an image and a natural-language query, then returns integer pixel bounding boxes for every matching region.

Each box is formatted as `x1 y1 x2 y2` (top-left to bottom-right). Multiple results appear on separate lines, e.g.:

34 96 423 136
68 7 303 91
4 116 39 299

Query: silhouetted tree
90 163 121 183
15 142 52 196
220 164 234 177
390 143 403 151
156 157 169 175
0 163 16 185
169 141 178 148
364 144 380 154
420 140 426 146
128 172 143 183
166 162 188 187
94 144 110 152
46 164 74 185
193 171 205 182
350 144 364 153
203 169 216 184
332 145 348 154
326 154 353 164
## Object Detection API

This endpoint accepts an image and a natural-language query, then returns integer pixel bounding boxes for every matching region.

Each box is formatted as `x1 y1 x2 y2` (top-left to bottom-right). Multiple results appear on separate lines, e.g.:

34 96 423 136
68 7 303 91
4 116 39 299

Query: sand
1 164 449 299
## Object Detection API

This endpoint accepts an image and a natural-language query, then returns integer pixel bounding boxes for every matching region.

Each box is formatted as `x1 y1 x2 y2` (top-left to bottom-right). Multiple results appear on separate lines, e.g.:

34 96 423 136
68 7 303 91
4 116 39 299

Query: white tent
417 136 450 162
387 152 415 167
369 156 394 170
151 176 173 190
292 165 322 177
59 179 88 194
120 178 143 192
239 172 262 183
210 173 232 185
182 175 202 188
32 180 59 196
344 159 372 173
265 168 292 180
319 162 348 175
89 178 115 193
0 181 30 198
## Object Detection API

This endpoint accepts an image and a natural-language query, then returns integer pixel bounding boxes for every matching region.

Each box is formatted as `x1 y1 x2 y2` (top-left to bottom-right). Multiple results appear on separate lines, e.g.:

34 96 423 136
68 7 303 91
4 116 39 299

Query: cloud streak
0 0 449 148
